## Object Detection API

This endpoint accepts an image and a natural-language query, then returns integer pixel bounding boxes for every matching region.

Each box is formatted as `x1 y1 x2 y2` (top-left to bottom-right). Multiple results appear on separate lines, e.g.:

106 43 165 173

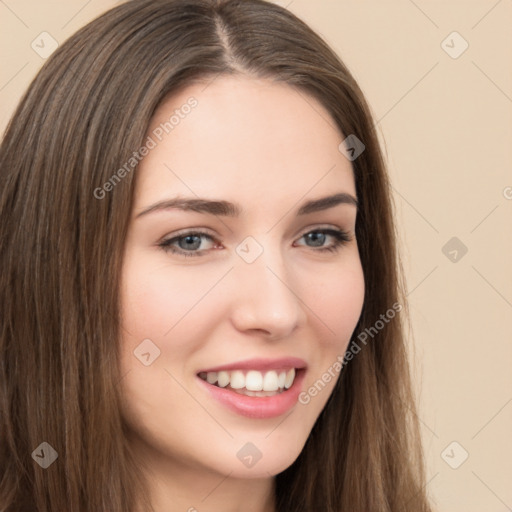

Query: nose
229 244 306 340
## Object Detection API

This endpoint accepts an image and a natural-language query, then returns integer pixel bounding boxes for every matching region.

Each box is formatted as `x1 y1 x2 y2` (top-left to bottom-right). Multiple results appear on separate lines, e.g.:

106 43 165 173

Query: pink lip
197 357 307 374
196 368 307 419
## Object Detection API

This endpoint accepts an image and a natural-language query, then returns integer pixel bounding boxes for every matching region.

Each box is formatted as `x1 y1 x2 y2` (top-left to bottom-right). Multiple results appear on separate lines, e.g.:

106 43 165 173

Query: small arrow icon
31 442 58 468
236 441 262 467
442 236 468 263
441 441 469 469
440 31 468 59
134 339 161 366
339 134 365 161
31 32 58 59
236 236 263 263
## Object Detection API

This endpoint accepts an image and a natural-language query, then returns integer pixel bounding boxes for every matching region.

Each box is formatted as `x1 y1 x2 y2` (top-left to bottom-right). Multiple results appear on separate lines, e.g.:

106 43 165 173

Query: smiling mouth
198 368 297 397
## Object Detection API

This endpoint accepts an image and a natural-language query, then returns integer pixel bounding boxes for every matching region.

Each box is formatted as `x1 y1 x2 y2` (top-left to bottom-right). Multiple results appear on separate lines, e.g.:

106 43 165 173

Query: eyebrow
135 192 358 219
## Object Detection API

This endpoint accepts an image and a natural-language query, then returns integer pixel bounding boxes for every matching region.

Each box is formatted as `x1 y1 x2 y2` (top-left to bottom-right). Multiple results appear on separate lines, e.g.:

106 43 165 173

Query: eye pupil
306 232 326 247
179 234 201 250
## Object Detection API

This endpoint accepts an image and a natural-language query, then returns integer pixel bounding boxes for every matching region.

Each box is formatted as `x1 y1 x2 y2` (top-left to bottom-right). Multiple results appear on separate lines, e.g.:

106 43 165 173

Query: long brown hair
0 1 432 510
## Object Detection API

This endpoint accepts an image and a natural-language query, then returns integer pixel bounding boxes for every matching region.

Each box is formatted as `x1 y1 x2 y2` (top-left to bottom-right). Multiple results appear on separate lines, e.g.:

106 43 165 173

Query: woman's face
119 75 365 479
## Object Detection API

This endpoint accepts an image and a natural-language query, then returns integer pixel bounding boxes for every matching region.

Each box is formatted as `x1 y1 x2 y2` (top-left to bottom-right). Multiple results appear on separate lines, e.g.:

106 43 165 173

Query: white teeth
262 370 279 391
284 368 295 389
206 371 217 384
217 371 230 388
199 368 297 392
245 370 263 391
230 370 245 389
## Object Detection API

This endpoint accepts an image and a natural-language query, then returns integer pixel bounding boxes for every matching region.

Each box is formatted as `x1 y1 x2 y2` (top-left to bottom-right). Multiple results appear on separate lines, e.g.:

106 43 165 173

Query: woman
0 0 433 511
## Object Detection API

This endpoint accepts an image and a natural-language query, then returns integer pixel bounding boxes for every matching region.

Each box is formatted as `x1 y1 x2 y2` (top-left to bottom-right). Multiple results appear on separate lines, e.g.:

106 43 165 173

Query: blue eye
295 229 352 253
159 232 216 257
158 228 352 257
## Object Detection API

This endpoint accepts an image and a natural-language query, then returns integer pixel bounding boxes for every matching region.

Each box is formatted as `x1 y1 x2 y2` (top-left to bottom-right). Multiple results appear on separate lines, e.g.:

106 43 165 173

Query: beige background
1 1 511 510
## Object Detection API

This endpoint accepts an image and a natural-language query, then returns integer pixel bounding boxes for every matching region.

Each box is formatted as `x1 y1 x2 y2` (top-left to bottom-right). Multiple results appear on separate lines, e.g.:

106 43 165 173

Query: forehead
135 75 355 208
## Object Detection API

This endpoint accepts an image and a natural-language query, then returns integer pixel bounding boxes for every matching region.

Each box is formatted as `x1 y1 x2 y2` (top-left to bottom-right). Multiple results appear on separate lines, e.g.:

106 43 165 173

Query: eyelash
158 228 352 258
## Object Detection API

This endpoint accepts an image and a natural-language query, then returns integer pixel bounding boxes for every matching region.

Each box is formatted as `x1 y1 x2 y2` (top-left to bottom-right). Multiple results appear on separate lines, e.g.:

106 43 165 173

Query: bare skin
119 75 365 512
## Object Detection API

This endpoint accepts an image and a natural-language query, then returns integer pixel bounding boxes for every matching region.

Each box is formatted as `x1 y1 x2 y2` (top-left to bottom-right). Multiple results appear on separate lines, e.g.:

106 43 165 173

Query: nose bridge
230 237 304 337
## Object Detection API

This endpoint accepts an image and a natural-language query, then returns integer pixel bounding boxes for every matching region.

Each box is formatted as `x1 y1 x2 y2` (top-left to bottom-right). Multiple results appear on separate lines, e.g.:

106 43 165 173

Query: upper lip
197 357 307 374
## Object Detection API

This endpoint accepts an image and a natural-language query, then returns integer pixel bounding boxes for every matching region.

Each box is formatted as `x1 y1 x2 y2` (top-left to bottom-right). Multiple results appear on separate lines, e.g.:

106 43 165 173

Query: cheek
303 257 365 347
120 255 219 342
303 262 364 381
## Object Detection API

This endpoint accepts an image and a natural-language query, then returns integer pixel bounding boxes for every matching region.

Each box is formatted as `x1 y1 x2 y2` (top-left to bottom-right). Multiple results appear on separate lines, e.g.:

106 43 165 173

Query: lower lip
196 369 306 419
